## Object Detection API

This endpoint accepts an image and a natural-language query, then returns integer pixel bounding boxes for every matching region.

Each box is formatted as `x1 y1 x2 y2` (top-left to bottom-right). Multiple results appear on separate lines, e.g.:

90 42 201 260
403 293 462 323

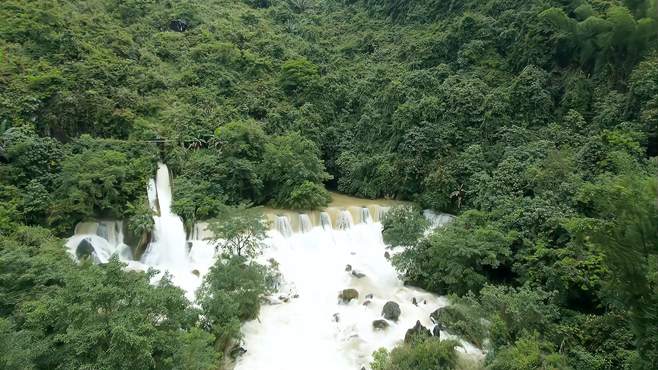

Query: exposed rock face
169 19 189 32
404 320 431 343
382 301 401 321
430 307 446 329
75 238 95 260
229 345 247 359
339 288 359 303
372 319 389 330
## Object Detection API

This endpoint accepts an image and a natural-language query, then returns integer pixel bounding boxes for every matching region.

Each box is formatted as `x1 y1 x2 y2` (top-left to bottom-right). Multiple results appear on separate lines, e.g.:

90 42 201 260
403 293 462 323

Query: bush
371 338 460 370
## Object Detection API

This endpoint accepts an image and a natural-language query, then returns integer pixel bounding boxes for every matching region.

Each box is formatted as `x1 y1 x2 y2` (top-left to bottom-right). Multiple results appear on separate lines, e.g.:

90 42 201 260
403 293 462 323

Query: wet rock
382 301 401 321
76 238 95 260
351 270 366 279
229 345 247 358
278 295 290 303
384 251 391 259
372 319 389 330
350 252 356 255
412 297 418 306
363 300 372 306
292 294 299 299
365 293 374 299
333 313 340 322
430 307 446 325
423 300 427 305
404 320 431 343
169 19 189 32
339 288 359 303
191 269 200 277
345 264 352 272
432 325 441 338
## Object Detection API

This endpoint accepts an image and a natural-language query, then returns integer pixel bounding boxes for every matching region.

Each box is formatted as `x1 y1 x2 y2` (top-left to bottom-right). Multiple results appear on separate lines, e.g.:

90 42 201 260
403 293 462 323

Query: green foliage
124 197 154 236
197 256 276 349
393 211 515 295
370 338 460 370
281 58 320 96
381 205 429 248
488 334 569 370
286 180 332 210
208 205 269 258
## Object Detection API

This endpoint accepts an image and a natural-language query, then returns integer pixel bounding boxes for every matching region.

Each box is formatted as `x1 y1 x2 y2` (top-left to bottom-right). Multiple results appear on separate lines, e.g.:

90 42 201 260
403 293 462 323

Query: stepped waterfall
66 163 479 369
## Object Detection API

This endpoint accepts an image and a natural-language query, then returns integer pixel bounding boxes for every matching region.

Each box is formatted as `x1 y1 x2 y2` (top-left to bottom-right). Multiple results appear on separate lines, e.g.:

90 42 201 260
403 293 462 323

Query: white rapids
235 221 480 370
65 162 480 369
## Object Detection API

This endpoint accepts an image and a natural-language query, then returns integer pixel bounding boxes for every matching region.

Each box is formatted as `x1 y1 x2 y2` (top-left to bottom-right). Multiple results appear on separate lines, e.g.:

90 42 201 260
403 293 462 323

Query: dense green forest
1 0 657 368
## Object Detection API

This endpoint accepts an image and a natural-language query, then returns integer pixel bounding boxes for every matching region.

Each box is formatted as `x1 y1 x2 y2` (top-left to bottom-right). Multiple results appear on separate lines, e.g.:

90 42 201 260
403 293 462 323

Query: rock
229 345 247 359
292 294 299 299
382 301 401 321
372 319 389 330
351 270 366 279
412 297 418 306
404 320 431 343
191 269 200 277
75 238 95 260
169 19 189 32
351 251 356 255
339 288 359 303
345 264 352 272
363 300 372 306
333 313 340 322
432 325 441 338
279 295 290 303
384 251 391 259
365 293 374 299
430 308 445 326
424 300 427 305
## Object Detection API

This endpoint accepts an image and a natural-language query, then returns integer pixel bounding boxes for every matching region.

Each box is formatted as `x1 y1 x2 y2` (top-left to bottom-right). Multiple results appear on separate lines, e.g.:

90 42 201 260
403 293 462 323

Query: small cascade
276 216 293 237
378 206 390 221
320 212 332 230
360 207 371 224
335 210 353 230
299 214 313 233
423 210 456 229
147 178 158 211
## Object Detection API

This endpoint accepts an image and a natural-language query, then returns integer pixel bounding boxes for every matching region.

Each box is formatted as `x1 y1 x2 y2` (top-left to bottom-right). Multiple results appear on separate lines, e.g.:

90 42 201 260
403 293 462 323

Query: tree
207 205 269 258
382 206 429 248
371 338 459 370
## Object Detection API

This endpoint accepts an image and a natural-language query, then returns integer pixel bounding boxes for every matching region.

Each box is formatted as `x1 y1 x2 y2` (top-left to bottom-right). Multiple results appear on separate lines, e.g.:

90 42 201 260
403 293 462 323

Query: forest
1 0 657 369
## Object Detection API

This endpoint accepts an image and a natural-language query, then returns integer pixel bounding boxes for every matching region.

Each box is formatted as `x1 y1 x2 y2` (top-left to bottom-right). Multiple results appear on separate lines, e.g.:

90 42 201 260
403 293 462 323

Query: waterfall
360 207 371 224
299 214 313 233
141 163 189 269
423 210 455 229
235 218 480 370
276 216 293 237
336 210 353 230
320 212 332 230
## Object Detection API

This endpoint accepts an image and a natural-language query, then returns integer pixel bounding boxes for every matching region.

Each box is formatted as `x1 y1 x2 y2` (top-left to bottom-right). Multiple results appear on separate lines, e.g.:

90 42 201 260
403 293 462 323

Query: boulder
229 345 247 359
412 297 418 306
365 293 374 299
430 307 446 327
169 19 189 32
339 289 359 303
75 238 95 260
191 269 200 277
432 325 441 338
384 251 391 259
351 270 366 279
382 301 401 321
404 320 431 343
372 319 389 330
363 300 372 306
345 264 352 272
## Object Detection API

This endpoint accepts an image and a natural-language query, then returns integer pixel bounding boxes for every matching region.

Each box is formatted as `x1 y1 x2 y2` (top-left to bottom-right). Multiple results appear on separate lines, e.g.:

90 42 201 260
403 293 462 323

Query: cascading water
320 212 333 230
299 214 313 233
141 163 189 269
360 207 371 224
276 215 293 237
236 218 480 370
336 210 354 230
